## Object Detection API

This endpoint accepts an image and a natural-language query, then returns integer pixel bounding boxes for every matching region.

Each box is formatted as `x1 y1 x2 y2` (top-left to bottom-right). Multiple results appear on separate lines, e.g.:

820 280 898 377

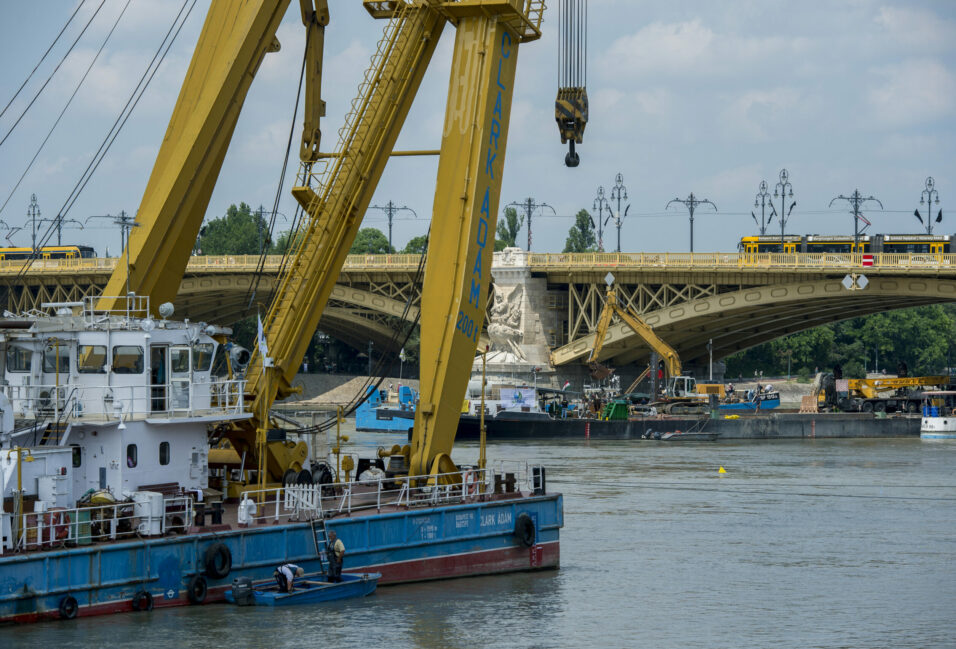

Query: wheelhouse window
171 347 190 374
42 345 70 374
211 344 229 378
126 444 138 468
77 345 107 373
112 346 144 374
72 445 82 468
192 343 213 372
159 441 170 466
5 345 31 372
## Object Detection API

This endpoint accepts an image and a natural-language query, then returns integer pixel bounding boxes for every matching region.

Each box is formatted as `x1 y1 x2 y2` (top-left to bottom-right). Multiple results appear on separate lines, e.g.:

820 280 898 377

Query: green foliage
199 203 270 255
350 227 393 254
496 207 523 249
494 238 507 252
563 209 597 253
402 235 428 254
724 304 956 378
269 229 304 255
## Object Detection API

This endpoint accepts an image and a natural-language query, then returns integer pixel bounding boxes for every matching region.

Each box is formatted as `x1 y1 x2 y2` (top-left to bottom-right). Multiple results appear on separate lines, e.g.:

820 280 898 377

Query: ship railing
239 465 542 524
6 495 193 554
2 378 247 424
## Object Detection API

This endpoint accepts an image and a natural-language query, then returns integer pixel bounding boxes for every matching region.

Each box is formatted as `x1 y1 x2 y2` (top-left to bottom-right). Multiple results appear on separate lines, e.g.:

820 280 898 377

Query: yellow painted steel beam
410 12 524 477
246 4 447 415
99 0 291 314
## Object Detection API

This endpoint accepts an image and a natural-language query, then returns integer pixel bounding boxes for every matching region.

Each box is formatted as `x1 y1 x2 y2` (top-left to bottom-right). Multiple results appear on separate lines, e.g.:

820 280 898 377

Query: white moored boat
920 391 956 439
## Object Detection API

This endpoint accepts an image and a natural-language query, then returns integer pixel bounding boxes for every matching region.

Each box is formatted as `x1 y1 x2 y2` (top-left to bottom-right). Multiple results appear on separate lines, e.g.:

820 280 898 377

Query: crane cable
0 0 132 222
288 235 429 434
13 0 196 285
0 0 100 144
0 0 87 122
244 21 312 309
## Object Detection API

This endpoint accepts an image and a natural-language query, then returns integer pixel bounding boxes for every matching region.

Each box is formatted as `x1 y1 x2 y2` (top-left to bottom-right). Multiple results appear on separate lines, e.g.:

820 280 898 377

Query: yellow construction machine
582 278 708 415
98 0 557 493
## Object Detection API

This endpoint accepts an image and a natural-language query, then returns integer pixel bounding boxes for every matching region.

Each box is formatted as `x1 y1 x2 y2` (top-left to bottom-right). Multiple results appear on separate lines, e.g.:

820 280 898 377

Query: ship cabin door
169 346 191 411
150 346 168 413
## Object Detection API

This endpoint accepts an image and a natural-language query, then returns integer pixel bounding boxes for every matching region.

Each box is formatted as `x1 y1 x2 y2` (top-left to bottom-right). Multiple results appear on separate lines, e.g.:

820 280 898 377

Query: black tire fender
514 512 536 547
204 542 232 579
58 595 78 620
132 590 153 612
187 574 208 604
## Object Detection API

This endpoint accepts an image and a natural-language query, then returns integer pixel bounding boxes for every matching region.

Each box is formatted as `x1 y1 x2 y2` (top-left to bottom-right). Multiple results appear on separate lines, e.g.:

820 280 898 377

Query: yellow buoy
718 466 726 474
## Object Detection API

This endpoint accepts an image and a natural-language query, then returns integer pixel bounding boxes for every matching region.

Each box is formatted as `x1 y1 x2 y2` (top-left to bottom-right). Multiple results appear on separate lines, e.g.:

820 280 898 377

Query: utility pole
27 194 40 252
39 216 83 246
507 198 555 251
917 176 941 235
592 186 610 252
368 201 416 250
753 180 771 235
666 193 717 252
829 189 883 247
256 205 265 254
609 173 629 253
773 168 795 250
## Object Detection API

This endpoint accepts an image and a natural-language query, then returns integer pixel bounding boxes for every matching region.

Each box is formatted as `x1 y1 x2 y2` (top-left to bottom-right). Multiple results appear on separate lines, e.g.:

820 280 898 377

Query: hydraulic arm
587 284 682 379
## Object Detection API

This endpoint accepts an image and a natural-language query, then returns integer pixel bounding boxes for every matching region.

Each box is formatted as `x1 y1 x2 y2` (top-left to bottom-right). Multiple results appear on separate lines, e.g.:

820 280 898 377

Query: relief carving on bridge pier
486 284 526 362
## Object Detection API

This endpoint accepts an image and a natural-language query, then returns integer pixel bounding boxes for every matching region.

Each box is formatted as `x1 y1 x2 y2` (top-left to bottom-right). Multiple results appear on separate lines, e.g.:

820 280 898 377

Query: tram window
42 345 70 373
112 346 144 374
127 444 138 468
77 345 107 373
5 345 31 372
72 446 82 468
192 343 214 372
159 441 170 466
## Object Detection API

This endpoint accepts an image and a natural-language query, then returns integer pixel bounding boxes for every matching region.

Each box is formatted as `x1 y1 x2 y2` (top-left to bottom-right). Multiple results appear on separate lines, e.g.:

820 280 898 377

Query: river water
6 428 955 649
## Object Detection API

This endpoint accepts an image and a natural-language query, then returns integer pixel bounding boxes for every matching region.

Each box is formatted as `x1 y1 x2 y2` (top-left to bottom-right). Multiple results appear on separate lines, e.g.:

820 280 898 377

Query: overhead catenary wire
0 0 87 123
0 0 107 150
0 0 132 221
14 0 196 283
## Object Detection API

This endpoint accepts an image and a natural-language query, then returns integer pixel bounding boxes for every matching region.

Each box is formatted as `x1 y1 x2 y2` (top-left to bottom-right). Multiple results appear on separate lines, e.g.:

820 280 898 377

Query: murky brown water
6 427 955 649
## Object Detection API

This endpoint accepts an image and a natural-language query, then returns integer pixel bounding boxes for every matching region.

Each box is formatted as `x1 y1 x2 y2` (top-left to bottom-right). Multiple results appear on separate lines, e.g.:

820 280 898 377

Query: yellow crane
98 0 550 488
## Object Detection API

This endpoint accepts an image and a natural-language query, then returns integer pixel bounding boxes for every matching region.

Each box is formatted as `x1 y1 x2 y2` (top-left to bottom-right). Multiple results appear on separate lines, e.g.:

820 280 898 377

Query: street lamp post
609 173 629 253
754 180 771 235
592 186 610 252
773 169 795 250
666 193 717 253
829 190 883 248
919 176 941 235
368 201 417 250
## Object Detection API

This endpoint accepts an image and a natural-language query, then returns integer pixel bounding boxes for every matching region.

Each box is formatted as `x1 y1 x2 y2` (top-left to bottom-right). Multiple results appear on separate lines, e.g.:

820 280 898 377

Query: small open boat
226 572 381 607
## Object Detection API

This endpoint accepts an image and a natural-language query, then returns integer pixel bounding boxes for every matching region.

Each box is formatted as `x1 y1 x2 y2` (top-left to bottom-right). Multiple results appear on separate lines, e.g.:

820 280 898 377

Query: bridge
2 251 955 368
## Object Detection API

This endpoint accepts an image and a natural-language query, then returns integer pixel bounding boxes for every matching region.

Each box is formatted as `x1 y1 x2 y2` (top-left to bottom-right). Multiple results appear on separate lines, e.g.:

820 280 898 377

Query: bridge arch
552 276 956 367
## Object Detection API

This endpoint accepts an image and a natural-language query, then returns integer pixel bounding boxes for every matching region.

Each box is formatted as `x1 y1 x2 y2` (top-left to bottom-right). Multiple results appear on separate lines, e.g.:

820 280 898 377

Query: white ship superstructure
0 296 248 509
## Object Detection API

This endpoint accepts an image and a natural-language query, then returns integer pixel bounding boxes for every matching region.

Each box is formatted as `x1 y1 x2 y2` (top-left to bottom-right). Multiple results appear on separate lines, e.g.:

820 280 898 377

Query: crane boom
586 285 682 378
410 3 542 478
98 1 299 312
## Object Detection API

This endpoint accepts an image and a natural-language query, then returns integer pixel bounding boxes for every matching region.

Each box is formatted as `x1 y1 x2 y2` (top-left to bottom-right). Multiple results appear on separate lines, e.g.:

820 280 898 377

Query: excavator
96 1 566 492
581 277 708 415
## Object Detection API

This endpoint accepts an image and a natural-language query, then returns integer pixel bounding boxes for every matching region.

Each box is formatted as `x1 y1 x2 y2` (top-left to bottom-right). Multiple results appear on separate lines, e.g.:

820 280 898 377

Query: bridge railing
2 252 955 274
527 252 956 269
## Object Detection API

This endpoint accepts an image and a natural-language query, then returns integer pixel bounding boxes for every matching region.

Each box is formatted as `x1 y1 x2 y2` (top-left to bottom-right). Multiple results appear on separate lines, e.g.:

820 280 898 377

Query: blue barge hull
0 494 561 623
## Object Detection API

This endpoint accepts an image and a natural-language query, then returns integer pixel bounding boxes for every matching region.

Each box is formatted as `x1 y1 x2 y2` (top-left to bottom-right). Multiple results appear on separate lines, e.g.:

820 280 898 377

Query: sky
0 0 954 255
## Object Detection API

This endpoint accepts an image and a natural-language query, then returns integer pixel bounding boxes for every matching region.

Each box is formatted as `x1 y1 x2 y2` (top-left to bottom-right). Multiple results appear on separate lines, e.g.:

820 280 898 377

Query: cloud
867 58 956 126
721 87 803 142
874 6 956 51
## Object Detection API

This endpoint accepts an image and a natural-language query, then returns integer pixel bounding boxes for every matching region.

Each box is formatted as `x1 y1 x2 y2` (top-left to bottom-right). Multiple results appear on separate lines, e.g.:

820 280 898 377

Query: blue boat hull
225 573 380 606
0 494 561 623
